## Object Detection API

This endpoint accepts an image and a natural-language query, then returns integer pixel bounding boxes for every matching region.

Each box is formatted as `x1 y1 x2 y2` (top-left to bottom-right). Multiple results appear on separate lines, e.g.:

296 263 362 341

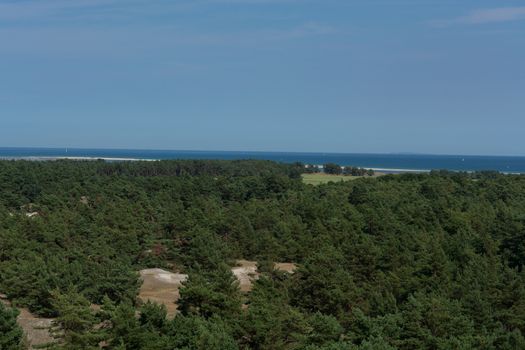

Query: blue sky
1 0 524 155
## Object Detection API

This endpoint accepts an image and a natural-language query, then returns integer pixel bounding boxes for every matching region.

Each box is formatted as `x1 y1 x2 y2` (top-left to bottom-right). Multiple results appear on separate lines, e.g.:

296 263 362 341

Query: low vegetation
303 163 376 185
0 160 524 349
0 302 24 350
302 173 362 185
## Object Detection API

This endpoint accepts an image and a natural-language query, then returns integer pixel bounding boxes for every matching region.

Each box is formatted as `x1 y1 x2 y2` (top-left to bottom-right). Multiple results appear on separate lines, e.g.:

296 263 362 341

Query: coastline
0 156 501 175
0 156 158 162
0 149 524 174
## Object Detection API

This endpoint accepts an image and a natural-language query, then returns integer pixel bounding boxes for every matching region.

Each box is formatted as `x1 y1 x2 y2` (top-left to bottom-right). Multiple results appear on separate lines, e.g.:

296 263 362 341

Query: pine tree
0 302 24 350
50 288 102 350
178 263 242 320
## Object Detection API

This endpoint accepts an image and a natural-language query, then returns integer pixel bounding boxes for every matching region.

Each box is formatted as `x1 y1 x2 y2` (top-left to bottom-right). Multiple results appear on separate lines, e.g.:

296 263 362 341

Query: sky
1 0 524 155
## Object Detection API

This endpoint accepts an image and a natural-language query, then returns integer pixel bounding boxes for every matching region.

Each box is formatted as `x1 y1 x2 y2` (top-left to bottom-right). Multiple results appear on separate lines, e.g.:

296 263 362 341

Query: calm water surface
1 147 524 173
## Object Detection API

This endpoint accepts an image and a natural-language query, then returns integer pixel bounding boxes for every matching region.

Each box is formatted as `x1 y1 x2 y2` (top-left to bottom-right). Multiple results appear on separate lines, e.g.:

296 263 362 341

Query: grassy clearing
302 173 363 185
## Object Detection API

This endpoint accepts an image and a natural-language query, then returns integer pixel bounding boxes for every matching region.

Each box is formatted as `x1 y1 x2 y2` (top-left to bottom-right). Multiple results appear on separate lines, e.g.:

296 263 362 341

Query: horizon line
0 146 525 158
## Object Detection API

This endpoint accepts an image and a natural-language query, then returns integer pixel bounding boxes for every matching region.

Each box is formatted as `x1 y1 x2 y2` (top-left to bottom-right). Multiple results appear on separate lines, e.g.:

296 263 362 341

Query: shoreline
0 156 158 162
1 156 522 174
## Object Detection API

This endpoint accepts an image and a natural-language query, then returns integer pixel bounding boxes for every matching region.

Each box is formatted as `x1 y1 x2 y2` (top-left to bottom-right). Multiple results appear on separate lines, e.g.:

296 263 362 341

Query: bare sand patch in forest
274 262 297 273
17 308 55 348
138 268 188 318
232 260 259 292
1 296 55 349
138 261 297 315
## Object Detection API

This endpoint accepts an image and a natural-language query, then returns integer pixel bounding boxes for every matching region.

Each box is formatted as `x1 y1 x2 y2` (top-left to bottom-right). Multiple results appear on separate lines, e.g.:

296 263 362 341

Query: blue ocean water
1 147 525 173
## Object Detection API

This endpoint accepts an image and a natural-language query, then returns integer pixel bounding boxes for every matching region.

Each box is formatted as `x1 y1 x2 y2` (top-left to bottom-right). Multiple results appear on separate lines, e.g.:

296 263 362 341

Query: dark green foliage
291 246 358 319
241 275 309 349
324 163 343 175
164 315 239 350
307 312 344 346
178 264 242 320
0 160 525 349
0 303 23 350
139 301 168 331
343 166 373 177
50 288 104 349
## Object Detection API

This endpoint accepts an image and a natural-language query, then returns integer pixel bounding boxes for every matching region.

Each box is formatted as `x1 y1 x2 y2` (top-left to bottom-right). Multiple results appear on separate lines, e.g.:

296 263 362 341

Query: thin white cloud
0 21 337 59
0 0 311 22
460 7 525 24
0 0 337 58
433 7 525 26
0 0 205 22
208 0 304 3
0 0 118 20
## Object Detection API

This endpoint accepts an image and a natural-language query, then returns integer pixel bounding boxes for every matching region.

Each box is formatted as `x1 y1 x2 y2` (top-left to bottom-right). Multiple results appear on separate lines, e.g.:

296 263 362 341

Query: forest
1 159 525 349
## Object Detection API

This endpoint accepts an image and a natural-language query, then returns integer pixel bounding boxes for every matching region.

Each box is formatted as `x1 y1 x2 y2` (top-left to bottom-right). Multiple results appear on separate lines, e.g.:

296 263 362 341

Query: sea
1 147 525 174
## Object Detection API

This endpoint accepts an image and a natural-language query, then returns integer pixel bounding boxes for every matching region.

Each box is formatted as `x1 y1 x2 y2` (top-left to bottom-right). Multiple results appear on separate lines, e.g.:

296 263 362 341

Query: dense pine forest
1 159 525 349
